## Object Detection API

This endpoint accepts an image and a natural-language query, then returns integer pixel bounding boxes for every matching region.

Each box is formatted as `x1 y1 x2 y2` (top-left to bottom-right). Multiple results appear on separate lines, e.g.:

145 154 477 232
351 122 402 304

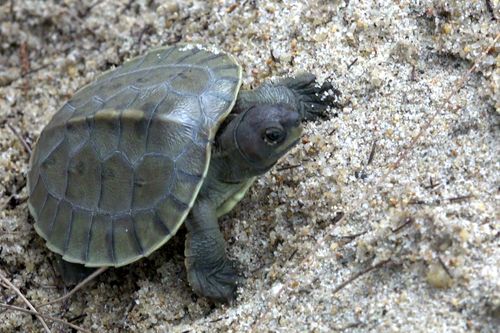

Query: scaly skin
184 74 335 302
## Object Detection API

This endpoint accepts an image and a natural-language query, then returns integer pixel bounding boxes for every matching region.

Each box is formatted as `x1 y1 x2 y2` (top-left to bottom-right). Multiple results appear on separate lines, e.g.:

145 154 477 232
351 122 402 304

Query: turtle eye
263 127 285 145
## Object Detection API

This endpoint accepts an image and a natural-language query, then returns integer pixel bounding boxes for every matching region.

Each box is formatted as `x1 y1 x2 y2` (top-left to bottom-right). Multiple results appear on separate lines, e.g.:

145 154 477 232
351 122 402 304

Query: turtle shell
27 45 242 267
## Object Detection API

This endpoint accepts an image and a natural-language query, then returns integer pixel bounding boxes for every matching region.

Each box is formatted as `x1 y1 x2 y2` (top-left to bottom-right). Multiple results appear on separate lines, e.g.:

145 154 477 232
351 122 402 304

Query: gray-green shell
27 45 242 267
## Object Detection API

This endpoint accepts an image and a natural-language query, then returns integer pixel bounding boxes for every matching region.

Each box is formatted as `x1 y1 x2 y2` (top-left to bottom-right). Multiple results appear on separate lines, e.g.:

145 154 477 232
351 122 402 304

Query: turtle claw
187 259 239 303
280 73 340 121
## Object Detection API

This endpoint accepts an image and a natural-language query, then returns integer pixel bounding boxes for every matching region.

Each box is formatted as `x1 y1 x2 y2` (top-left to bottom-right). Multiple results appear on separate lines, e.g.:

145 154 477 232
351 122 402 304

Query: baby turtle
28 45 336 302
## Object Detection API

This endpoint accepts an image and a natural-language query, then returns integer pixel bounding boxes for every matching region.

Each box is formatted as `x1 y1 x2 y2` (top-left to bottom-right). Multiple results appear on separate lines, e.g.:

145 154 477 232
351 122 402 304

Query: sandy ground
0 0 499 332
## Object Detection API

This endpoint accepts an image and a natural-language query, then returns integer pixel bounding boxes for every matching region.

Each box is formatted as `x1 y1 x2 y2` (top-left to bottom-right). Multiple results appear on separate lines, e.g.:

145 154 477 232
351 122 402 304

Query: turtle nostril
288 112 301 128
294 116 301 127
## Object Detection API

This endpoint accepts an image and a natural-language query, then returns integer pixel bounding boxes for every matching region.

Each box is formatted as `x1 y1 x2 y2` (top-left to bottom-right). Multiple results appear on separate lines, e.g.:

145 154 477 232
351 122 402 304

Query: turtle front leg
184 200 238 303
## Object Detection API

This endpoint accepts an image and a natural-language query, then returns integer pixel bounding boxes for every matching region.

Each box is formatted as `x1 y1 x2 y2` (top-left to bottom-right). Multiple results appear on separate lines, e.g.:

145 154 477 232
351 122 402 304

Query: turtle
27 44 337 303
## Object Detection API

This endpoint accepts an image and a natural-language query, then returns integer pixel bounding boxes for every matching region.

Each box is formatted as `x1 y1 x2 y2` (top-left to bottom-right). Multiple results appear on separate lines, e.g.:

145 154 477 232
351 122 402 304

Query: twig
445 194 473 202
407 198 432 205
19 41 30 95
423 176 440 189
437 256 453 278
226 3 238 13
270 49 279 63
331 211 345 225
287 248 299 261
209 316 229 323
276 164 301 171
68 313 87 323
407 194 472 206
7 123 32 155
21 63 51 78
337 230 367 246
332 259 391 294
411 64 417 81
338 231 367 240
39 266 108 308
367 141 377 165
333 321 363 331
0 303 90 333
347 58 358 70
0 271 51 333
392 217 414 233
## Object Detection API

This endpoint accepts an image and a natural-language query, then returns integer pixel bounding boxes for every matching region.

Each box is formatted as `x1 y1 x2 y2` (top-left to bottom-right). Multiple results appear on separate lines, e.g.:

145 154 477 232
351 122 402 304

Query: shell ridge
84 213 95 262
153 210 170 236
60 108 85 201
37 176 49 218
63 207 74 253
102 86 133 106
29 172 42 197
215 76 240 84
144 159 178 210
92 64 212 88
47 198 62 237
144 92 169 152
159 45 176 62
131 151 171 168
93 95 105 104
63 121 82 200
96 158 104 210
175 48 200 64
169 192 190 211
38 173 61 202
210 64 238 71
197 96 210 126
176 169 203 183
65 101 76 111
114 90 141 162
130 214 144 256
204 91 234 103
108 217 116 264
195 52 223 64
38 130 66 170
129 172 136 212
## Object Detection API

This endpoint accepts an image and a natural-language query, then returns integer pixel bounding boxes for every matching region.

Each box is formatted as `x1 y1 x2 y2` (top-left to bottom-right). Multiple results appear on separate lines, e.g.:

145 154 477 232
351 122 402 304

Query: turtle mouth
285 137 301 151
270 136 301 160
276 123 302 155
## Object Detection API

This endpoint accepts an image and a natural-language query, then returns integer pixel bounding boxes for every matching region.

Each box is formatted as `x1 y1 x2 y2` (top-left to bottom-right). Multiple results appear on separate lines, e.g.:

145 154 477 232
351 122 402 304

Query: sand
0 0 498 332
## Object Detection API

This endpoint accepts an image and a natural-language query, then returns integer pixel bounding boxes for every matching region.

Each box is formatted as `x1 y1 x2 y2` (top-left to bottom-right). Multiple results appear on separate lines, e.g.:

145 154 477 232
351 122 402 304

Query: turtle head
232 103 302 174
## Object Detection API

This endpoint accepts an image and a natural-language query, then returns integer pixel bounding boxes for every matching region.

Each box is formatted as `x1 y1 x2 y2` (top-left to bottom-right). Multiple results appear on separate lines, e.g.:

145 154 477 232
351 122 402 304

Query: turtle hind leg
54 255 96 285
41 259 108 307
